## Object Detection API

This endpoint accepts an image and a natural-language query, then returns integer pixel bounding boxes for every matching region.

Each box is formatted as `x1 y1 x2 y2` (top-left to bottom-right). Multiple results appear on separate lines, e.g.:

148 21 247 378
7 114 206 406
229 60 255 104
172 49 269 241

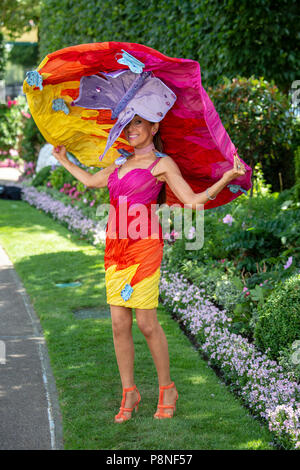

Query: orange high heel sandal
154 381 178 419
114 385 141 423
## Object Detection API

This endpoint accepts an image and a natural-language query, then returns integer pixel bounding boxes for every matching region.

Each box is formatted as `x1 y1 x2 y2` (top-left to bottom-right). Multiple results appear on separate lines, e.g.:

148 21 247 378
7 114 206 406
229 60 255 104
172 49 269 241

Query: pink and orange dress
104 154 164 309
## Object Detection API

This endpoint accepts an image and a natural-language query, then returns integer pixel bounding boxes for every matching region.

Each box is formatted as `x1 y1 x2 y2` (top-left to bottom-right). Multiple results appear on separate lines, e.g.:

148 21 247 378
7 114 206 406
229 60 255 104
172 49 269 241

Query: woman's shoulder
155 153 179 170
152 153 180 180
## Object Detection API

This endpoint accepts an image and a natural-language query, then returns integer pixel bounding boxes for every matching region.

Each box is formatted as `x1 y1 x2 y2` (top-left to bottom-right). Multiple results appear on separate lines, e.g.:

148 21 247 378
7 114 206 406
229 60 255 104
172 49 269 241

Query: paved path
0 242 64 450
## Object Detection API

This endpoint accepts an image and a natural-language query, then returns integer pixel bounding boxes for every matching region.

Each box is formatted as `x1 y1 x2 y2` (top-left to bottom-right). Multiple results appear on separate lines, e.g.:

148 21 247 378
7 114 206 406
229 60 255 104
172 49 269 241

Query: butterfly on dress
121 283 134 301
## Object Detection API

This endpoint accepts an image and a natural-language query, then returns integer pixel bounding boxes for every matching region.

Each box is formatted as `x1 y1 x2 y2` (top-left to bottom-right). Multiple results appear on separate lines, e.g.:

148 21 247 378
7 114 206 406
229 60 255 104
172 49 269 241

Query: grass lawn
0 198 274 450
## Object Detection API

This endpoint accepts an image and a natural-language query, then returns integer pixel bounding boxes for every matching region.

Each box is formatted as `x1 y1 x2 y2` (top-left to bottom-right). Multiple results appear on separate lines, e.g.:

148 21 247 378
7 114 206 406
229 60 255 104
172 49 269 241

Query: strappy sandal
114 385 141 423
154 381 178 419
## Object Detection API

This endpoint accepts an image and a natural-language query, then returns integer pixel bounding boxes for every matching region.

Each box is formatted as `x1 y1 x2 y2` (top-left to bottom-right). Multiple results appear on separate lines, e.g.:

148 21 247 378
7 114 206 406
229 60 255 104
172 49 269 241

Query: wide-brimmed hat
72 69 177 160
23 41 252 209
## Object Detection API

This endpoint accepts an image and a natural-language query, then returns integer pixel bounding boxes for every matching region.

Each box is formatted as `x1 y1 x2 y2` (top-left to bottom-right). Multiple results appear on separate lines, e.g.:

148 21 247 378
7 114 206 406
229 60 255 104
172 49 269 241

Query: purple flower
283 256 293 270
159 266 300 450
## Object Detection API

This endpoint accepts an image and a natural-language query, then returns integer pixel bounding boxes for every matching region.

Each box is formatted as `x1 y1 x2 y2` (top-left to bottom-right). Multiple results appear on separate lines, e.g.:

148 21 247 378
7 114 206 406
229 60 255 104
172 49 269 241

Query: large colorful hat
23 41 252 209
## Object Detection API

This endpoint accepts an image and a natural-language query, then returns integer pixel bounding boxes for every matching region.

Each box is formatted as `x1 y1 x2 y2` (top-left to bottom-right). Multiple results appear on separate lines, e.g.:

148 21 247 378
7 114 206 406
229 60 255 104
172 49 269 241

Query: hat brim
23 41 252 209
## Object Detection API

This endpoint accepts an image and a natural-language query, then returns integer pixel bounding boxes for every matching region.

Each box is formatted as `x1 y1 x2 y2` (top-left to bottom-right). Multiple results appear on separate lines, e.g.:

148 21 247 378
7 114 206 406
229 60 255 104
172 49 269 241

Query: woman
52 114 246 423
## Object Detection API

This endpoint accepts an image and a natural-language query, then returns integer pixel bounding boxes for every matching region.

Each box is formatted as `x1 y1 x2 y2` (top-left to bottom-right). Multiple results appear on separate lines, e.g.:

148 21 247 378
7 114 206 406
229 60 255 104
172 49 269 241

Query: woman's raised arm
157 155 247 209
52 145 116 188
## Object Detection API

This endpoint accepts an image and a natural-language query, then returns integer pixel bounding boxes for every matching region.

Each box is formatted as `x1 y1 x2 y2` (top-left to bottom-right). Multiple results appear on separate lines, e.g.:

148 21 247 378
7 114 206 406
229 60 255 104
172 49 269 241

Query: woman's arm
156 154 247 210
52 146 116 188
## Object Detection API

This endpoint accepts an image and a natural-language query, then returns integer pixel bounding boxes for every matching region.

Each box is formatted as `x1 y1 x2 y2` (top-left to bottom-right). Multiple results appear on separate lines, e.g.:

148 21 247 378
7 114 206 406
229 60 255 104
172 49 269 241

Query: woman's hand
222 153 247 183
52 145 69 165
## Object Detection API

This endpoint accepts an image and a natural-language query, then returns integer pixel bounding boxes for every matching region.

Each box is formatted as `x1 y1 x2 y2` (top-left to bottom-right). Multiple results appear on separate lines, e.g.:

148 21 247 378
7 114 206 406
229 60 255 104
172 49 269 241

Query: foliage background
38 0 299 95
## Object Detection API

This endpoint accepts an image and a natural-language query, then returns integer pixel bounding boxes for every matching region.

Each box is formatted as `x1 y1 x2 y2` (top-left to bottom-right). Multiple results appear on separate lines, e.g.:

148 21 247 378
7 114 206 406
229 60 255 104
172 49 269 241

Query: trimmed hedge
38 0 299 94
254 274 300 359
294 146 300 202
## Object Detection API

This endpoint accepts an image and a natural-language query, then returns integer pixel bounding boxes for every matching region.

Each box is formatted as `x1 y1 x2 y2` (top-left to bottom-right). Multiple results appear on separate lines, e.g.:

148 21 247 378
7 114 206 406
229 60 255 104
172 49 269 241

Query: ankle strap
123 385 137 392
159 381 174 390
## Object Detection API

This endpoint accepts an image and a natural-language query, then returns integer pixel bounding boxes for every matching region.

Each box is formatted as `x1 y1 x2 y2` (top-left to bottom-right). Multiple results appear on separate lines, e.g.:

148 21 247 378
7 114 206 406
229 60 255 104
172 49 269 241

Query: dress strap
147 157 160 172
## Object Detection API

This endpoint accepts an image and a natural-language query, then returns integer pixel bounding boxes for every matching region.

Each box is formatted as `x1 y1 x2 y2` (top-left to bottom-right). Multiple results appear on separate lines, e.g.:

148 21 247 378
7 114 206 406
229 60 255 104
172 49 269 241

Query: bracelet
206 188 216 200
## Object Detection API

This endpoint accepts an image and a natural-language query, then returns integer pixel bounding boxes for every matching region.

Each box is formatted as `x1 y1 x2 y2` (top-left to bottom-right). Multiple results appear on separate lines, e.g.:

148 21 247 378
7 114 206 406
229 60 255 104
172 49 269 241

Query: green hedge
0 31 6 81
254 274 300 360
31 165 52 187
39 0 299 94
294 146 300 202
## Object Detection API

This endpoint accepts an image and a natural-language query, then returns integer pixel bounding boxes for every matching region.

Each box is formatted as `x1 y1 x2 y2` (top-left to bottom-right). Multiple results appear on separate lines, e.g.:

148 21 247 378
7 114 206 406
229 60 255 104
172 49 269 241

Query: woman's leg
110 304 139 420
135 308 178 414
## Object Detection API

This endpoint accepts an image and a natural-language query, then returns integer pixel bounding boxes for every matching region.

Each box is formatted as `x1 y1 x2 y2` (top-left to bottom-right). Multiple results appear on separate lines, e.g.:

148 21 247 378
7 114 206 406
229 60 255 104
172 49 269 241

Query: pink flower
90 200 95 207
7 100 17 108
223 214 233 226
220 259 226 263
170 230 179 239
243 286 250 296
9 149 19 156
21 110 31 119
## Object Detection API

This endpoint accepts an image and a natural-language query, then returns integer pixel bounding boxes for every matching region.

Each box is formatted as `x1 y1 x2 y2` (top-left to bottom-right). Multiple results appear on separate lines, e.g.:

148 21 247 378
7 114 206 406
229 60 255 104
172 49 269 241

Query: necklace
134 142 155 155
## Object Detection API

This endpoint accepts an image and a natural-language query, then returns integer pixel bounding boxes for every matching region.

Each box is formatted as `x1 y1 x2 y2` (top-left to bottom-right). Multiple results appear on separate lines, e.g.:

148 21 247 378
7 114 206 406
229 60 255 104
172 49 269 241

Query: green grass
0 199 274 450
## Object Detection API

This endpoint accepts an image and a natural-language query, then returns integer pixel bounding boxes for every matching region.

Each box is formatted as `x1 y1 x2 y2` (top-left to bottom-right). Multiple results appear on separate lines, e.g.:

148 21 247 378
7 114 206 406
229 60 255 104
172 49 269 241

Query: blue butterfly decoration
52 98 70 115
116 49 145 74
121 283 134 301
115 149 133 165
25 70 43 90
117 148 133 157
227 184 248 195
114 156 128 165
154 151 168 158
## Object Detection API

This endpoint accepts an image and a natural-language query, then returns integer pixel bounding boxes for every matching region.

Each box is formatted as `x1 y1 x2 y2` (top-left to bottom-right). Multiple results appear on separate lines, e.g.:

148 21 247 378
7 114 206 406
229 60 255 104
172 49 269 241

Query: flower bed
21 183 300 449
159 265 300 450
21 185 106 245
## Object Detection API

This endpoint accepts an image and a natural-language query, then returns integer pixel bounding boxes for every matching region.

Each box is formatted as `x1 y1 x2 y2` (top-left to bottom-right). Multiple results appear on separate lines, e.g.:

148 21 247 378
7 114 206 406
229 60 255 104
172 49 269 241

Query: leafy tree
0 1 41 39
0 30 7 80
209 76 299 192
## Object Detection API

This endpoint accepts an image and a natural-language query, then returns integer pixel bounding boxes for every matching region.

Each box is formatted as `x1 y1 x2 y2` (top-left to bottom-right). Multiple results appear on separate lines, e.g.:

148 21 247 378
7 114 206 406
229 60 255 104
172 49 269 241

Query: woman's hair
152 124 166 206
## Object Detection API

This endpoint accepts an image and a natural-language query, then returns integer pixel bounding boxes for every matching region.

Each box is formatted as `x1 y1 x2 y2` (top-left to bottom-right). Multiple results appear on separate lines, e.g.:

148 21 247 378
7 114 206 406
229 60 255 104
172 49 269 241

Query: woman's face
124 115 158 149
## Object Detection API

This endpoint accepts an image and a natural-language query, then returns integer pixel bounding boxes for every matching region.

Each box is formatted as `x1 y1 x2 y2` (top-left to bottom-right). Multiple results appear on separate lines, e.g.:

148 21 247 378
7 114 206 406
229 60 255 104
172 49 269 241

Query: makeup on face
124 116 154 141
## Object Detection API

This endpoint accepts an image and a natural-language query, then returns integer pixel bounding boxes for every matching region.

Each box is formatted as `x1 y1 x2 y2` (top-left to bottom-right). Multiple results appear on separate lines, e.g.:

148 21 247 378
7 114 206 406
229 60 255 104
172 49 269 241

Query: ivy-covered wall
39 0 299 93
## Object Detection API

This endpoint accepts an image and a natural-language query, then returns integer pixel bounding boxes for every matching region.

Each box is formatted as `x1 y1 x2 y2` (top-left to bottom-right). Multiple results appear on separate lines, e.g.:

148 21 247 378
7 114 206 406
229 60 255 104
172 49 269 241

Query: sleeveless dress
104 155 165 309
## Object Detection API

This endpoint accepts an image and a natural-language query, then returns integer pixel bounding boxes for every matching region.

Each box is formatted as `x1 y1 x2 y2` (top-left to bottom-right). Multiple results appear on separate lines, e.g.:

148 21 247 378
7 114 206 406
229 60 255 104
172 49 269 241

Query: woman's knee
136 311 159 338
110 305 132 337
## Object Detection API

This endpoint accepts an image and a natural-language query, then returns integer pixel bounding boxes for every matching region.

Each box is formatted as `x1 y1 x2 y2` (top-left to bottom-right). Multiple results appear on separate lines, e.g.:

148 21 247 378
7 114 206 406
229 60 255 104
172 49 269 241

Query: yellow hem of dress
105 264 161 309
